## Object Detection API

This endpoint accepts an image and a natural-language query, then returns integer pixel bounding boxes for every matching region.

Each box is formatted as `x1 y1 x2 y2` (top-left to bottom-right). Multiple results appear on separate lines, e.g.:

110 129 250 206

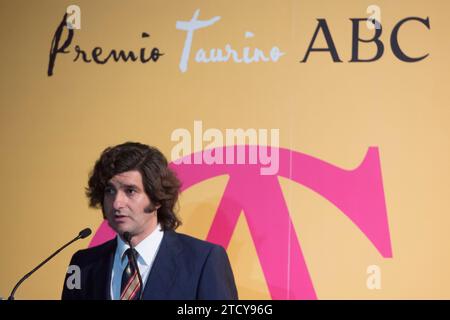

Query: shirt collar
116 224 164 267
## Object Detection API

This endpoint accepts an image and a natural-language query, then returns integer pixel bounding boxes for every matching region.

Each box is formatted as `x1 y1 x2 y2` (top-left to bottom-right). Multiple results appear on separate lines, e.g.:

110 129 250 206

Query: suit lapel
89 239 116 300
142 231 182 299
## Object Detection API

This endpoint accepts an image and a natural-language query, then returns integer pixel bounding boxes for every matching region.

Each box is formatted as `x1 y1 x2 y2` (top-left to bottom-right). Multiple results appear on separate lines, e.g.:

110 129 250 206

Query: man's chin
107 221 132 236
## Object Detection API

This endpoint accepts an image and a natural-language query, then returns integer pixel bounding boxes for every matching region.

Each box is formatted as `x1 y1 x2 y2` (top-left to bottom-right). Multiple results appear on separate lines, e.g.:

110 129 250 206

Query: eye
126 188 136 195
104 186 115 195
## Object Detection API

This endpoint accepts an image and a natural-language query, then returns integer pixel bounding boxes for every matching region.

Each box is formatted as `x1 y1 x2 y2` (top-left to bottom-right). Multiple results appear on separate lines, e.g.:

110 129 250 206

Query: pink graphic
89 146 392 299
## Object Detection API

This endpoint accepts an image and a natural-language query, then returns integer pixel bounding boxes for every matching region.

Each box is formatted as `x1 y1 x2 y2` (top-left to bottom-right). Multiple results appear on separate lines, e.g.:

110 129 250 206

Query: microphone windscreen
123 232 132 243
79 228 92 239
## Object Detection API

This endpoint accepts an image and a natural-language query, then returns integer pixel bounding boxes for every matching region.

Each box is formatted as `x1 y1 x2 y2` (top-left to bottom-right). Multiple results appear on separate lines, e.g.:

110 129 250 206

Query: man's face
103 170 158 239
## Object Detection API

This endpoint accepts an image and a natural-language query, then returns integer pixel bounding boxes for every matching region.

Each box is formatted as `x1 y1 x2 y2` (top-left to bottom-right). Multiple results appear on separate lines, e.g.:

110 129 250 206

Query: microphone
122 232 144 300
8 228 92 300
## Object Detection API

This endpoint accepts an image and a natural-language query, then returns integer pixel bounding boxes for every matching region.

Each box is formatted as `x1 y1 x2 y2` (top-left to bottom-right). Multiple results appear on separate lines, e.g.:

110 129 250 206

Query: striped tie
120 248 141 300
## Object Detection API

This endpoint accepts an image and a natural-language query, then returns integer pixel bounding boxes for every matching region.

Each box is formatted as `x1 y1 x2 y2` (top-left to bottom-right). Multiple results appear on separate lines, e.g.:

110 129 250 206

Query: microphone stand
8 228 92 300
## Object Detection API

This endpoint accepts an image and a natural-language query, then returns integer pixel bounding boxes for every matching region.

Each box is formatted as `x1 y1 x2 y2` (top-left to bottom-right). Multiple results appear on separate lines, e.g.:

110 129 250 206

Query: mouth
113 215 130 223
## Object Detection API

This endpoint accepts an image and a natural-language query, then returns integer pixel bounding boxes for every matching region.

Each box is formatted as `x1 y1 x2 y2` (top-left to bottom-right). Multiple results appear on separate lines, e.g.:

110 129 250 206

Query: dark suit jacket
61 230 238 300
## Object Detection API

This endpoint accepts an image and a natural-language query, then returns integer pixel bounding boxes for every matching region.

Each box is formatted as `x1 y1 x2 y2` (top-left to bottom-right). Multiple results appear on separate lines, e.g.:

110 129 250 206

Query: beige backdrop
1 0 449 299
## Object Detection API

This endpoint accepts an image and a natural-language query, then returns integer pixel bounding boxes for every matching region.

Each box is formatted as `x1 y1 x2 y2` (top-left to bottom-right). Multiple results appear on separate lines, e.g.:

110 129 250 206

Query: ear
144 203 160 213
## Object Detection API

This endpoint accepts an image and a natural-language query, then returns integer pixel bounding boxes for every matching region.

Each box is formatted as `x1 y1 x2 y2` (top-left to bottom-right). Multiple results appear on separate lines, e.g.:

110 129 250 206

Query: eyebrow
122 184 140 190
106 182 141 191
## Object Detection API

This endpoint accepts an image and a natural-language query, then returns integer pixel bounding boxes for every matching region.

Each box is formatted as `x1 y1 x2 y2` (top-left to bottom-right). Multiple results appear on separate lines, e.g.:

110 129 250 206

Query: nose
113 190 127 210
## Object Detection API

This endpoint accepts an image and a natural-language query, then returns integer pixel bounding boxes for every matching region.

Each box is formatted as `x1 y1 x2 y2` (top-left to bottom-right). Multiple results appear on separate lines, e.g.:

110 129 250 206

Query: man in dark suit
62 142 238 300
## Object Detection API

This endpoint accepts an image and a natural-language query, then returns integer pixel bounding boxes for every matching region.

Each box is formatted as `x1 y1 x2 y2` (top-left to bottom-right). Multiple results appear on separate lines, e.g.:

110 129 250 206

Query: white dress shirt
110 224 164 300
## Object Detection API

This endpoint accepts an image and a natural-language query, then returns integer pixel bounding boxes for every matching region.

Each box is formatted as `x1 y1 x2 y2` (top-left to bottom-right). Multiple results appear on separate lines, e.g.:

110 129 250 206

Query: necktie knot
123 248 138 263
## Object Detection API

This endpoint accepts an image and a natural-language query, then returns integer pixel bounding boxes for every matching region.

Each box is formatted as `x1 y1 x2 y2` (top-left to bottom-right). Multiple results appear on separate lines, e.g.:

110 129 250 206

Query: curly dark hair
86 142 182 231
